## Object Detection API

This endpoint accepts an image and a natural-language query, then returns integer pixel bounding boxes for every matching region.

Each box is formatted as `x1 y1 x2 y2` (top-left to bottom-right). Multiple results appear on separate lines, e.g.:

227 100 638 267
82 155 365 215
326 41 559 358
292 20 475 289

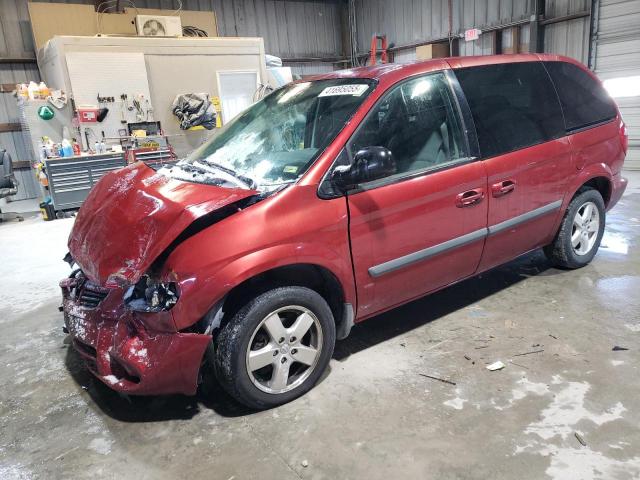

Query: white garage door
595 0 640 170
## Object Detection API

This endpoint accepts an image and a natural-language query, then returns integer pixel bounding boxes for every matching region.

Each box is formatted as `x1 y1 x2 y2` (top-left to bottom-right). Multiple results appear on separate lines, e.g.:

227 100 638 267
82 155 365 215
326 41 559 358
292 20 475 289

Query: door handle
456 188 485 207
491 180 516 197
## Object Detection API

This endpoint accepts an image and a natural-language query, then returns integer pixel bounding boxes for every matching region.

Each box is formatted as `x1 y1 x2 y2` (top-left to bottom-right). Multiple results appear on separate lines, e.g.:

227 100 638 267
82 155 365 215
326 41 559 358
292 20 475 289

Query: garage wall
0 0 41 200
15 0 343 60
353 0 593 64
594 0 640 170
2 0 639 181
543 0 591 64
0 0 344 81
353 0 532 50
0 0 344 200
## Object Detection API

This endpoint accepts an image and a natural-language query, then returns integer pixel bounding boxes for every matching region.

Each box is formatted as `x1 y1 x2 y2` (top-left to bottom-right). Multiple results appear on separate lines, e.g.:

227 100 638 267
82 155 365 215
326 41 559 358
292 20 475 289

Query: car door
453 61 574 271
338 72 488 318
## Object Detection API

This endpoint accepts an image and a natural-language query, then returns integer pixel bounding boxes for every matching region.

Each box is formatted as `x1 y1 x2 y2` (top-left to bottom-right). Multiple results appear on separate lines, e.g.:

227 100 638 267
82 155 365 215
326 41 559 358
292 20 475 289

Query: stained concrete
1 173 639 480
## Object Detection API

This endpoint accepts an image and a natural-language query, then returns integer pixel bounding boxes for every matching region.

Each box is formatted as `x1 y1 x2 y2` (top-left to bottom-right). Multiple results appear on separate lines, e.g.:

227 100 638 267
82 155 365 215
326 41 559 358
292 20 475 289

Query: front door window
348 72 468 183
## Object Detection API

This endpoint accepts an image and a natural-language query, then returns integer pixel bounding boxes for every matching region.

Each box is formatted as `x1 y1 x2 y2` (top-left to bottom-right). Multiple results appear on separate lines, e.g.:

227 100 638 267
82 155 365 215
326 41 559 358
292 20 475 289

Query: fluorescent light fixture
603 75 640 98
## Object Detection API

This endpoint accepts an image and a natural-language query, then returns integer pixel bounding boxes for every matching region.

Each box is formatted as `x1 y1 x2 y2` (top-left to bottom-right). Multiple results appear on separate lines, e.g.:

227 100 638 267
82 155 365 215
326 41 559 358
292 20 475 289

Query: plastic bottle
94 141 100 154
38 170 49 187
27 81 39 100
72 139 81 156
61 139 73 157
18 84 29 99
38 82 50 99
99 141 106 153
37 140 46 161
42 137 52 158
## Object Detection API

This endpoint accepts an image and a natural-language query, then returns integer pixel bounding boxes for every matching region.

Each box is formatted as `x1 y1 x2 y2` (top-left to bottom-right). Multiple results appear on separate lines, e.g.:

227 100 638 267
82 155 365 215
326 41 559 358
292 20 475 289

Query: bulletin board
65 52 153 146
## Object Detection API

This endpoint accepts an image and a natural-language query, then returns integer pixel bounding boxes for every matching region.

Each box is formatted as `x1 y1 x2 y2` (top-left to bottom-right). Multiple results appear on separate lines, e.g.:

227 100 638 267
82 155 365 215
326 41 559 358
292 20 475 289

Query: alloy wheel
571 201 600 256
245 306 323 394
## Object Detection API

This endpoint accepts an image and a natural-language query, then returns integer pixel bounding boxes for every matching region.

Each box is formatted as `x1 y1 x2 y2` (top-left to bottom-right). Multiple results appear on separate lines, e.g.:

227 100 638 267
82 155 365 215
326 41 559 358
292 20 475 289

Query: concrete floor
1 173 639 480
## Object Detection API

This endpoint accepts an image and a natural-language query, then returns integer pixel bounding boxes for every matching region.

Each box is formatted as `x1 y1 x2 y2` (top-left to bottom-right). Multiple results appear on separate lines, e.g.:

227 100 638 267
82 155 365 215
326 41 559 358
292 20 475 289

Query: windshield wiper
172 163 227 186
199 160 256 190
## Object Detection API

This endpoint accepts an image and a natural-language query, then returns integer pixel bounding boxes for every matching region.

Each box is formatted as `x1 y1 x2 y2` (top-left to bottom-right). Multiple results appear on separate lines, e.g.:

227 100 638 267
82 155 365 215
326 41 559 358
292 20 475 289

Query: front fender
170 243 355 331
163 185 354 331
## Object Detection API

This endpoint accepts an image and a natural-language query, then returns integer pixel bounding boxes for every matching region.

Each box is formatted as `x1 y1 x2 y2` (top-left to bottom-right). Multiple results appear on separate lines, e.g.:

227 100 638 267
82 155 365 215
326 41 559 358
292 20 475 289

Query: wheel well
580 176 611 206
219 264 346 332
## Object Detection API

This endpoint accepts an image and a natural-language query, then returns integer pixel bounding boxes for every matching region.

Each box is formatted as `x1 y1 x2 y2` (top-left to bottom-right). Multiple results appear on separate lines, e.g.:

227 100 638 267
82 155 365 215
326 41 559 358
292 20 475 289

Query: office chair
0 148 24 222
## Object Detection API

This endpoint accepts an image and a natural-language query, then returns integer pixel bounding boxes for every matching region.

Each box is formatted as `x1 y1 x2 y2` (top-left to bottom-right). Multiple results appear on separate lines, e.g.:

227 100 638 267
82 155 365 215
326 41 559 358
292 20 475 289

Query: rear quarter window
455 62 565 159
544 61 617 132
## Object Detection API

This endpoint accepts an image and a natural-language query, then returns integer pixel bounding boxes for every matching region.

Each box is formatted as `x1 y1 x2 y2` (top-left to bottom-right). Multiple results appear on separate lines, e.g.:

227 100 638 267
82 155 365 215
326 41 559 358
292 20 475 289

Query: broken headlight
124 275 179 312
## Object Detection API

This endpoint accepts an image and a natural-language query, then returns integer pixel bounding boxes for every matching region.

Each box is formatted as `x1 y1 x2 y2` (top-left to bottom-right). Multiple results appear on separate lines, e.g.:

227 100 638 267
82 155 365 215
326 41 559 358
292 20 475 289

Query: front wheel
544 188 606 269
213 286 336 409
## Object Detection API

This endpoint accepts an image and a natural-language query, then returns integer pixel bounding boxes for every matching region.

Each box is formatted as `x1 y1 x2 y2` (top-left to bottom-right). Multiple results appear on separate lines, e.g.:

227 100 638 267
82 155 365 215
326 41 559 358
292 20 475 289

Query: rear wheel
544 188 605 269
214 286 335 409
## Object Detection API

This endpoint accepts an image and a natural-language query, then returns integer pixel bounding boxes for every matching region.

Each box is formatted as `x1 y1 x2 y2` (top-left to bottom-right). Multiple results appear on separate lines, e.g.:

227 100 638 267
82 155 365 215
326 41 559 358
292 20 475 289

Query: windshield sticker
283 165 299 174
319 84 369 97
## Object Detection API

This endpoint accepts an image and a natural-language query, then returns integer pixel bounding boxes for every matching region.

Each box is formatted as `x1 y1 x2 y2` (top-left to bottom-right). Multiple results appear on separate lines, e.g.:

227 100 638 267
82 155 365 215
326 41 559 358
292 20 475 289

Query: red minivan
60 54 628 409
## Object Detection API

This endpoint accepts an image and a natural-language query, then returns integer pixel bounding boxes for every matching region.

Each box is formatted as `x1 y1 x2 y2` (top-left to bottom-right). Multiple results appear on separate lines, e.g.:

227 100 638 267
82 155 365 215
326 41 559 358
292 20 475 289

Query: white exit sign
464 28 482 42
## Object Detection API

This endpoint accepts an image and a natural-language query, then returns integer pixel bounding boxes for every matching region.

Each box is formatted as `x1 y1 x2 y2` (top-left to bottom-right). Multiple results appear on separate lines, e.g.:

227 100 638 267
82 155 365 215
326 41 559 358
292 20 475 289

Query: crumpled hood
68 162 257 287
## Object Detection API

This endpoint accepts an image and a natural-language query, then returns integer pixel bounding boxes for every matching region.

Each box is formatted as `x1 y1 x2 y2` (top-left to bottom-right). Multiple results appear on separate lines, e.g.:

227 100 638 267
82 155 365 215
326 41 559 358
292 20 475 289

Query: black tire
544 188 605 269
213 286 336 409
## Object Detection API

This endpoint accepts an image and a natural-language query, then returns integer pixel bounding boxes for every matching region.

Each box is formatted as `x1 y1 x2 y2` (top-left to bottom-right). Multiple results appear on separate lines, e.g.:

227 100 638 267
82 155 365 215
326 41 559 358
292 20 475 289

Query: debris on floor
486 361 506 371
513 349 544 357
613 346 630 351
418 373 456 386
575 432 587 447
509 360 529 370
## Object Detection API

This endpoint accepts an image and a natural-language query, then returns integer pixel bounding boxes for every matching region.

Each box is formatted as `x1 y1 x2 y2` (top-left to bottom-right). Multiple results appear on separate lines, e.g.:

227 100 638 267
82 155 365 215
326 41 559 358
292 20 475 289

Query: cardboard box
415 43 450 60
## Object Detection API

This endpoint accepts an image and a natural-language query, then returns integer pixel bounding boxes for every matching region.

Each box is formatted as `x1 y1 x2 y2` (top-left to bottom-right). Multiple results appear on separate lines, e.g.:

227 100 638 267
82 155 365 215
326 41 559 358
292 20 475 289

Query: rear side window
455 62 565 158
544 61 617 132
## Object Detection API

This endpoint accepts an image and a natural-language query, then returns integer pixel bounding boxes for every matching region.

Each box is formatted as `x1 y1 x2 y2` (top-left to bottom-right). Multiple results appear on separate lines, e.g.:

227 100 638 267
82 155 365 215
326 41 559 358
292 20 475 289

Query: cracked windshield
162 79 375 192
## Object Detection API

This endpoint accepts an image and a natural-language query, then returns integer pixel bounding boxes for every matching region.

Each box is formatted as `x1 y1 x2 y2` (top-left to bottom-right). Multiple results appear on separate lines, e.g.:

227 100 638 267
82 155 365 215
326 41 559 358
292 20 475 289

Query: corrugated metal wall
354 0 532 50
353 0 591 63
0 0 40 199
543 0 591 64
0 0 40 160
0 0 41 200
594 0 640 170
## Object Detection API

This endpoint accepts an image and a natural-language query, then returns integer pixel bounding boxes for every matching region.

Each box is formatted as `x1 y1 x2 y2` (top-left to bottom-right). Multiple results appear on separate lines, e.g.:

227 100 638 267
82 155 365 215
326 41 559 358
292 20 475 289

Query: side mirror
331 146 396 191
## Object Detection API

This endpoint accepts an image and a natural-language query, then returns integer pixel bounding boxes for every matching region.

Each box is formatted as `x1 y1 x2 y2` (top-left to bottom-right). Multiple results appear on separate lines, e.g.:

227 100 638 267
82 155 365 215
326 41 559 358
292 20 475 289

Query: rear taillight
620 119 629 154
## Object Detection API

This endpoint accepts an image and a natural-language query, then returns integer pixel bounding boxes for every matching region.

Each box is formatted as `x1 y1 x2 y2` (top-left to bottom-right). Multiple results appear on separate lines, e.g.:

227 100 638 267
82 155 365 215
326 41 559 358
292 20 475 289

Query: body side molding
487 200 563 236
368 228 488 278
367 200 563 278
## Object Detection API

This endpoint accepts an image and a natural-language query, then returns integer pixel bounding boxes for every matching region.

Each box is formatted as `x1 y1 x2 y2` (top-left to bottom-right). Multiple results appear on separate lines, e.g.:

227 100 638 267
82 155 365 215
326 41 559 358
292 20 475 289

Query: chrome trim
368 228 488 278
488 200 562 236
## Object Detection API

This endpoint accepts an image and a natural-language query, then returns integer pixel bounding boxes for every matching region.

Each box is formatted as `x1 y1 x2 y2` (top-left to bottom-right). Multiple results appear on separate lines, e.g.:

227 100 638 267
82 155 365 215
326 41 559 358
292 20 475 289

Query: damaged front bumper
60 273 211 396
